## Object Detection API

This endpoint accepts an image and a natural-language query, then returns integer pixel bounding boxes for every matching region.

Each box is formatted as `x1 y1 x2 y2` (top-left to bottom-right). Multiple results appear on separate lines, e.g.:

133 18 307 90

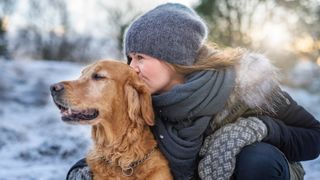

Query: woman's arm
66 158 92 180
260 91 320 161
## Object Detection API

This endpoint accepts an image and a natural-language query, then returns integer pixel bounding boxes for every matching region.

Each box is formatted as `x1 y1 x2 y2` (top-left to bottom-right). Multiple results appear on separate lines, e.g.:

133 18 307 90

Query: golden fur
52 60 172 180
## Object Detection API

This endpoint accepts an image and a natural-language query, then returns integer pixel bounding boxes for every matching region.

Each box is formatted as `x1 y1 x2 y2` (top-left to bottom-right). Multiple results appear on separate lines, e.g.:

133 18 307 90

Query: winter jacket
260 90 320 162
197 53 320 180
206 53 320 163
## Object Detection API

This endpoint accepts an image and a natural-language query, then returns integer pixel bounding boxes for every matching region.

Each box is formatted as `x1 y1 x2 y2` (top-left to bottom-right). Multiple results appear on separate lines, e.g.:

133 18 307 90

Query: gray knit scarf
151 68 235 179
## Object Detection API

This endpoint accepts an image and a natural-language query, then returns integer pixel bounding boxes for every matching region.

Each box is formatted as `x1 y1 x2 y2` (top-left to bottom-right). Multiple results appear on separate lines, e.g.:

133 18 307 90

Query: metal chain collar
100 146 157 177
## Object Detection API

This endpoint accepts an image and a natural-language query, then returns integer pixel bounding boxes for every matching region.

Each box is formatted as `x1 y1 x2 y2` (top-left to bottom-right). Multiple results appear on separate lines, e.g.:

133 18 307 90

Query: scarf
151 68 235 179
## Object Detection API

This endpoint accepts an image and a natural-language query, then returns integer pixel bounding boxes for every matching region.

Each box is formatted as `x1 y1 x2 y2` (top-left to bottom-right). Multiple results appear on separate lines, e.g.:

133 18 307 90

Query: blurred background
0 0 320 89
0 0 319 179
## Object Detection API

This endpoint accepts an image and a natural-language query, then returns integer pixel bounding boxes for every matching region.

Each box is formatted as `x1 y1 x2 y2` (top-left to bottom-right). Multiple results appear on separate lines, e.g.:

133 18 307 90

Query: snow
0 59 91 180
0 59 319 180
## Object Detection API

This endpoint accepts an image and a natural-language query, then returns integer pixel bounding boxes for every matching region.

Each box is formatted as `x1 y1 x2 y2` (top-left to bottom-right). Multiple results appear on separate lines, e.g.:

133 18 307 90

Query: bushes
8 26 119 63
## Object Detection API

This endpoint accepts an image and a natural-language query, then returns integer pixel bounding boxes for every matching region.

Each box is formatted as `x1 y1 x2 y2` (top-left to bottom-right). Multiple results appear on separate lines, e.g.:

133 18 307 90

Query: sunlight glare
263 23 291 47
2 16 9 31
251 22 291 49
293 35 315 53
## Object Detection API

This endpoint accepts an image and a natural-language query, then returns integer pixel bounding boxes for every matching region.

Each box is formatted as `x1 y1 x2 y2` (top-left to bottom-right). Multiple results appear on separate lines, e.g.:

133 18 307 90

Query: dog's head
50 60 154 126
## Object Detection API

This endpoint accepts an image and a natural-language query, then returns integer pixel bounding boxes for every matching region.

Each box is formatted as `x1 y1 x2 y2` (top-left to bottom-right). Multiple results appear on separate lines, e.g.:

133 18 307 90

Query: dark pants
233 142 290 180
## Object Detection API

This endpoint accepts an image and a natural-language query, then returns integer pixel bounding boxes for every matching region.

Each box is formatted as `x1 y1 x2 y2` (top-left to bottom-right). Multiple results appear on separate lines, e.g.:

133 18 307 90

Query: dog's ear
125 75 154 126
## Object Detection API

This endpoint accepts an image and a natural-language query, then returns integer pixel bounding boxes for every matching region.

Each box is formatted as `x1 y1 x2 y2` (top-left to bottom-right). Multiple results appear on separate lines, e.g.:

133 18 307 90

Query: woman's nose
129 60 140 73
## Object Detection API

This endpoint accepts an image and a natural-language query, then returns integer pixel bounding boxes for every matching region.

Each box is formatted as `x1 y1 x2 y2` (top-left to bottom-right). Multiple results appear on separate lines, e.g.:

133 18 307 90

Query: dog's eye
92 73 106 80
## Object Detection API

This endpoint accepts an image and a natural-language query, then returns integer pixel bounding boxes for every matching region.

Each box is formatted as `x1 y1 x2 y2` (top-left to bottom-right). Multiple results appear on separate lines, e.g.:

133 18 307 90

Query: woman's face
129 53 184 94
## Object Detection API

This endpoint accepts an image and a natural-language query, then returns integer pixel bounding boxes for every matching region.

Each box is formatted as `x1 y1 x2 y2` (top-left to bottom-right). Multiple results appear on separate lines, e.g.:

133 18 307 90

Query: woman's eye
92 73 105 80
137 55 143 60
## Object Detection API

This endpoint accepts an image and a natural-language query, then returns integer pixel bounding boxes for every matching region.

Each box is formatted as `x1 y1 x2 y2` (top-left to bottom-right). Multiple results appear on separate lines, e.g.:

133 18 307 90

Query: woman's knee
233 142 290 180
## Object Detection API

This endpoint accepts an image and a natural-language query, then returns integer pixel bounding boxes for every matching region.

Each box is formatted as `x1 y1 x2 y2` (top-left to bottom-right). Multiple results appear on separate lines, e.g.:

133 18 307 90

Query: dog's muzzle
50 82 64 97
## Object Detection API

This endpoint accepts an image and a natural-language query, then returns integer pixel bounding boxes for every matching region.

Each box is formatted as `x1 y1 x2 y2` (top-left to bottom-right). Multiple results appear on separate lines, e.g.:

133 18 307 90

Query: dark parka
260 91 320 162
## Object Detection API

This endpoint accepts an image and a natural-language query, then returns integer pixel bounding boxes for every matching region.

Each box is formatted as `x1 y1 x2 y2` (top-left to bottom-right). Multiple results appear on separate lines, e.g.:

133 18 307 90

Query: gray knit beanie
124 3 208 66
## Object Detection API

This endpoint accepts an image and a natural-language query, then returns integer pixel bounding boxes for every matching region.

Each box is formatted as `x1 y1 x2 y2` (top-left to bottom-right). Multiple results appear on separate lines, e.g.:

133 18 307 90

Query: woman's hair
171 42 246 75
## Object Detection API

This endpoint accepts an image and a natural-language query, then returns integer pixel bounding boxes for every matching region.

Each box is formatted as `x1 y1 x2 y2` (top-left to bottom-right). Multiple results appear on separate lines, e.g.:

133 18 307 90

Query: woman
67 3 320 180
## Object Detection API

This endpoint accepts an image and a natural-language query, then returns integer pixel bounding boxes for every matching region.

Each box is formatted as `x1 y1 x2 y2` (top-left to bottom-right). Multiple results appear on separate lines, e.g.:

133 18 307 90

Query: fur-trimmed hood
213 53 283 128
234 53 280 108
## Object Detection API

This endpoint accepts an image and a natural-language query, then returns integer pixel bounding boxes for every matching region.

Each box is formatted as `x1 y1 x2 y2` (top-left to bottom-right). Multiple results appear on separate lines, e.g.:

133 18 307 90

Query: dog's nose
50 83 64 95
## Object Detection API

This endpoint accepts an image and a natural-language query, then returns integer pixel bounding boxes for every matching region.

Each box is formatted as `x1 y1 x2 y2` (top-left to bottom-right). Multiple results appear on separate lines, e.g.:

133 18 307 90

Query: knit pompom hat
124 3 208 66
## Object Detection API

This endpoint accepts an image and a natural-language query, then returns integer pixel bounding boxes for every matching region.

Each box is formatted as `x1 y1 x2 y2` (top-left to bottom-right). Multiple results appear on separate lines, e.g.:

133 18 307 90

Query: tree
97 0 141 58
0 0 17 59
195 0 265 47
0 17 9 58
195 0 320 50
8 0 104 62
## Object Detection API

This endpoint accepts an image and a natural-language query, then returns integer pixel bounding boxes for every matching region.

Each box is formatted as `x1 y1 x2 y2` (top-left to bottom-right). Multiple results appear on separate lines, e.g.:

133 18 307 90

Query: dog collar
100 145 158 176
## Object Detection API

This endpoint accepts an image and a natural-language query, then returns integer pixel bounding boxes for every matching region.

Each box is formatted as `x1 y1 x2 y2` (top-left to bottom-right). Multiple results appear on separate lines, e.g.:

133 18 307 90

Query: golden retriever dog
50 60 172 180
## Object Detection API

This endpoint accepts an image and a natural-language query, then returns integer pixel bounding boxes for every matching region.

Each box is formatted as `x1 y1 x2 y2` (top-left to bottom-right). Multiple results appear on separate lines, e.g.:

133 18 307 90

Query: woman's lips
138 74 152 93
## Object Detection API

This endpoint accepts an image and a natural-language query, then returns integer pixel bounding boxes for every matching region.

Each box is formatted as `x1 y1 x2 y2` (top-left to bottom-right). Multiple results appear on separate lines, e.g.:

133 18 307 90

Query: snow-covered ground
0 59 319 180
0 60 91 180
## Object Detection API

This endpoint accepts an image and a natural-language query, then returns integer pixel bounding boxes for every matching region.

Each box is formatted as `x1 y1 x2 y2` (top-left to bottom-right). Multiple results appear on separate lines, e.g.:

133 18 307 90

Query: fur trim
234 53 280 109
212 53 284 129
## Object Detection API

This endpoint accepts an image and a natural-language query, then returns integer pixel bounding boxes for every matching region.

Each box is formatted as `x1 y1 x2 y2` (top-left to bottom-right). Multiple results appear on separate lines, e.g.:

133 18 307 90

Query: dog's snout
50 83 64 95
